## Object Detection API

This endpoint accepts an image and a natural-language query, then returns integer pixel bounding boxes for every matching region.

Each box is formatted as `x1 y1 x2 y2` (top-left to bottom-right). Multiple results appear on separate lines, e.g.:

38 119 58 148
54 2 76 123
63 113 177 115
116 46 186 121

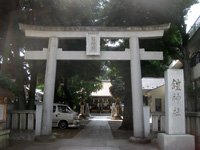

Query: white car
52 103 79 129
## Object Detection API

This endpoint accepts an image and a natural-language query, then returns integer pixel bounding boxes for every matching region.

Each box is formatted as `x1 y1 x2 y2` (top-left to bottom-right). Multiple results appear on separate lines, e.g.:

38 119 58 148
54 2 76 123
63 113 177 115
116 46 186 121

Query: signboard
86 32 100 55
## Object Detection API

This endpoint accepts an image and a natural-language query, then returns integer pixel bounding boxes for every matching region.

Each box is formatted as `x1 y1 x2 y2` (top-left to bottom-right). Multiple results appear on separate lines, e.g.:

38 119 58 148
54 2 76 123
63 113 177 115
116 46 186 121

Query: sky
185 1 200 32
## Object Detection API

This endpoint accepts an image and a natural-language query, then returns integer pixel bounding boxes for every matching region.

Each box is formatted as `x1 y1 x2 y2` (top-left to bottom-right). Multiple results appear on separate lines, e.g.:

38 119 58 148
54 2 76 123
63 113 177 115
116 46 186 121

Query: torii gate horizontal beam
23 30 164 39
19 23 170 39
24 48 163 61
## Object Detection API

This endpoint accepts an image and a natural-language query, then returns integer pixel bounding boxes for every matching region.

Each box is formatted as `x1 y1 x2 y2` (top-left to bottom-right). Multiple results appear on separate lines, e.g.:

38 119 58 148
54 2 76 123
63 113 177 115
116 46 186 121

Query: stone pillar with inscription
158 69 195 150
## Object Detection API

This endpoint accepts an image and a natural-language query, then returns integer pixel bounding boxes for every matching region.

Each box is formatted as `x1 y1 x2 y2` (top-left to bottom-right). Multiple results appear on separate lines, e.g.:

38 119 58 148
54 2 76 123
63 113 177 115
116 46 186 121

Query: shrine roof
91 81 111 97
142 78 165 90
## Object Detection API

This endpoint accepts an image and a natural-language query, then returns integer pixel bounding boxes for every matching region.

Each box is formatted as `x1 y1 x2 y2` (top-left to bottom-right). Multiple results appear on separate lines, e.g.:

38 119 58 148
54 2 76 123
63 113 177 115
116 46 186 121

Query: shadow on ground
52 120 90 138
4 119 135 150
108 120 133 139
4 120 90 150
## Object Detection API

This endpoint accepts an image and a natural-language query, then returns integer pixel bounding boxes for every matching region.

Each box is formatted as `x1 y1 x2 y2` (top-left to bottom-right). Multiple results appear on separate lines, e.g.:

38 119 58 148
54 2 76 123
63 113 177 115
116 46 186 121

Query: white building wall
192 63 200 79
148 85 165 112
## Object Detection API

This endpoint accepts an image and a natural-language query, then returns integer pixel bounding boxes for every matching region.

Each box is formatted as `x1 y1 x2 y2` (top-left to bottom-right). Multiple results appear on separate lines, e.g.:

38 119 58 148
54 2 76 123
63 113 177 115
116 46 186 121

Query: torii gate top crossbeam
20 23 170 61
19 23 170 39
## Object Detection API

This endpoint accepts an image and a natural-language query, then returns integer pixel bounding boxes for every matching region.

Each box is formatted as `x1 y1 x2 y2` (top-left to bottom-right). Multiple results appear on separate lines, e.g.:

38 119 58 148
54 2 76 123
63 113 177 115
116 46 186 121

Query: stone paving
22 115 158 150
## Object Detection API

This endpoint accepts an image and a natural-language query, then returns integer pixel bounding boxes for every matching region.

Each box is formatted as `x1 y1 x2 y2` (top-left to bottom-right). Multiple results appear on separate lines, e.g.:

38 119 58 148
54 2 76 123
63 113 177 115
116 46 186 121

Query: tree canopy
99 0 198 111
0 0 198 119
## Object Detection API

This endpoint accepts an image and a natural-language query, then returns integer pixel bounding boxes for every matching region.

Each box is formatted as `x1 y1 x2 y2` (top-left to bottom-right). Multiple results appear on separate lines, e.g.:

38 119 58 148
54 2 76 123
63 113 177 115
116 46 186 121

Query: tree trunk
28 62 38 110
54 72 60 103
182 47 194 112
64 77 73 108
119 71 133 130
1 1 17 73
1 1 26 110
15 60 26 109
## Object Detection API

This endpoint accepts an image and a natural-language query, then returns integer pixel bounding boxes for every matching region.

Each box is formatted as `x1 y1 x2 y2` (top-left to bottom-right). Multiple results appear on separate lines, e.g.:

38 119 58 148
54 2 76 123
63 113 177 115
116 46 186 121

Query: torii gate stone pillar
19 23 170 141
41 37 58 136
130 37 144 138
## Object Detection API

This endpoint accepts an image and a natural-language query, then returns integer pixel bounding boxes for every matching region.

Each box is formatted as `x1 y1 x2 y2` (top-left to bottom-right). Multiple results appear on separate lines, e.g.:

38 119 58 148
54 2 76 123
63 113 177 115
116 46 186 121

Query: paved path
24 116 158 150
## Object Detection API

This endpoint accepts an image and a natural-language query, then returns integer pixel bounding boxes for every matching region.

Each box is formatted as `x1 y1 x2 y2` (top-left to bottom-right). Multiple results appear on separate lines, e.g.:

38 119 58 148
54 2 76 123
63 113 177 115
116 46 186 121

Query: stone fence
6 110 35 130
151 112 200 137
151 112 165 133
5 107 200 141
186 112 200 136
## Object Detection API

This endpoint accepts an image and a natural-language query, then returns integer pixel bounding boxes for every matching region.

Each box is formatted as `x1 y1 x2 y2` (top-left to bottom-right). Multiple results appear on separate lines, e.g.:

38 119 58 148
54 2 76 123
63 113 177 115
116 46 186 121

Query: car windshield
66 105 73 112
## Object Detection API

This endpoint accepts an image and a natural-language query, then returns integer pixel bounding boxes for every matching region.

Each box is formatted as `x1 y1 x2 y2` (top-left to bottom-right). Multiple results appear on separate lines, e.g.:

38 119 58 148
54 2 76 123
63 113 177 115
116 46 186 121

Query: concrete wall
148 85 165 112
192 63 200 79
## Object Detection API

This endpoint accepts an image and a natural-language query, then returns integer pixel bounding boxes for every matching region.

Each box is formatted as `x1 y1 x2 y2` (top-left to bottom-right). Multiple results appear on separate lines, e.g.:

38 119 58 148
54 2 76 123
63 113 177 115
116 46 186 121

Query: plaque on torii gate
19 23 170 140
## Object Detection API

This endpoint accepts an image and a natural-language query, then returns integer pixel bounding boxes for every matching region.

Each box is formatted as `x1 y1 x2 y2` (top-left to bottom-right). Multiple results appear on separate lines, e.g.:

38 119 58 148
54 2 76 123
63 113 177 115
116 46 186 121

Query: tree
109 78 125 100
65 75 103 109
25 0 104 110
1 0 197 113
0 0 103 109
98 0 198 130
0 0 29 109
150 0 198 111
106 60 133 129
0 73 20 96
54 60 105 109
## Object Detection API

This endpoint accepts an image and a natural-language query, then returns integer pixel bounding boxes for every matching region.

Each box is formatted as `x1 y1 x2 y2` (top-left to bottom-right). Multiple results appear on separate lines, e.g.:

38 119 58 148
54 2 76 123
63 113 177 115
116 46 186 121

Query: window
66 105 72 112
143 96 148 106
191 51 200 67
58 106 67 113
155 98 161 111
53 106 56 113
58 105 71 113
195 78 200 88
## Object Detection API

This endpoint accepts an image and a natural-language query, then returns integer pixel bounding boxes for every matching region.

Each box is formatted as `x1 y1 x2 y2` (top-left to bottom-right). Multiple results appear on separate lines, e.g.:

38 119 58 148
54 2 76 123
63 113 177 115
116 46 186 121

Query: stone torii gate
19 23 170 140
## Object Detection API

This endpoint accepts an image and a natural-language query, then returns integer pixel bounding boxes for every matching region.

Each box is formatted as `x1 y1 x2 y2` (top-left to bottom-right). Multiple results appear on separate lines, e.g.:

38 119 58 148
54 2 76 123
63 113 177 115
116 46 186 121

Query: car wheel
58 120 68 129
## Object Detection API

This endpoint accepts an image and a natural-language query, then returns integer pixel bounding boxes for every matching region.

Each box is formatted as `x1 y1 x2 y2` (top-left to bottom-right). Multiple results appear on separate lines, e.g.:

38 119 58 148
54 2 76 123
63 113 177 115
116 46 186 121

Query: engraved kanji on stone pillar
165 69 185 134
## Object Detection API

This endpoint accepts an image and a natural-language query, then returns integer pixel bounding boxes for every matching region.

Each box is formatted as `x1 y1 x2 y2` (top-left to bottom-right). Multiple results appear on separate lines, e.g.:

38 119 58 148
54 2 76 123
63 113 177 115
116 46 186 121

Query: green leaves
109 78 125 99
0 74 20 95
68 75 103 98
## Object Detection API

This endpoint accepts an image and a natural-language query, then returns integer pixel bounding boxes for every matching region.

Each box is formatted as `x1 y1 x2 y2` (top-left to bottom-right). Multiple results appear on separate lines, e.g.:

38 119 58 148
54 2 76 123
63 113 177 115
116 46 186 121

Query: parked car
52 103 79 129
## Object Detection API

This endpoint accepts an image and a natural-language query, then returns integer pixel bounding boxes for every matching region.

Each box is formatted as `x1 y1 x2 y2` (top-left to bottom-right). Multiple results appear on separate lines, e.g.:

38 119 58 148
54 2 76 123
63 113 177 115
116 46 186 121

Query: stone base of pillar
85 112 90 117
78 114 87 120
0 130 10 149
35 135 56 142
111 115 122 120
158 133 194 150
129 136 151 144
